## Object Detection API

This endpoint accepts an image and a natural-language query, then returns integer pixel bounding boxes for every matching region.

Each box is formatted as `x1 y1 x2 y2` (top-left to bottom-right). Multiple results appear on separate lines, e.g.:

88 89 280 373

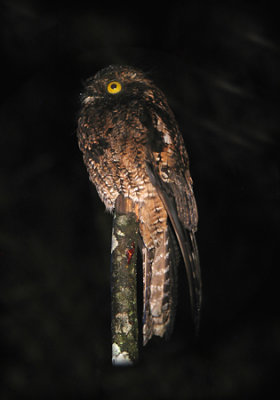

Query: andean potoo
77 65 202 345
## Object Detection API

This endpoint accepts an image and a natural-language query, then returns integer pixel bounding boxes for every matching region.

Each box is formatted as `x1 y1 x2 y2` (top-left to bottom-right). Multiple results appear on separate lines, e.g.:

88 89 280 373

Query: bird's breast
90 126 153 211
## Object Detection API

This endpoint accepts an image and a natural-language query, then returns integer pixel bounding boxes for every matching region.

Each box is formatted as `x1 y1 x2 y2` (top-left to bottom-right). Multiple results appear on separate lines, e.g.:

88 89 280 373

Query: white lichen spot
112 343 133 366
116 228 125 237
111 234 118 253
115 312 132 335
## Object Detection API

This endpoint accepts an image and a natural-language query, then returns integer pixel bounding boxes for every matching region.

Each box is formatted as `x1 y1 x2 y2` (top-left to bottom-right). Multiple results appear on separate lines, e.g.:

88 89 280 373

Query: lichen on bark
111 196 139 366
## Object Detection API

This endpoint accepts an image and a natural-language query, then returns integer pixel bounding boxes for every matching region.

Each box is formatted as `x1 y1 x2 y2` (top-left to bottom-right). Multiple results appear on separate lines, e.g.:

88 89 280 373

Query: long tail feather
146 161 202 333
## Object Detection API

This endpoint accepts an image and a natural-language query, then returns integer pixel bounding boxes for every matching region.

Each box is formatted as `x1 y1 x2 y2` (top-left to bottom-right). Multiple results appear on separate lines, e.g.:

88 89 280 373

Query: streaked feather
146 161 202 333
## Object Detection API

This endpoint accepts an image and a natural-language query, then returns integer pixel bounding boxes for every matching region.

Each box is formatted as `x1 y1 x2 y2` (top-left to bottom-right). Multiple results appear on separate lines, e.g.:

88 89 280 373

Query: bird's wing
146 160 202 333
139 99 202 331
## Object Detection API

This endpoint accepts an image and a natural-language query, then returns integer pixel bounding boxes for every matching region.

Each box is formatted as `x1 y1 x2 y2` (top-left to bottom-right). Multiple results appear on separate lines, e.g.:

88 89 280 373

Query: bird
77 65 201 345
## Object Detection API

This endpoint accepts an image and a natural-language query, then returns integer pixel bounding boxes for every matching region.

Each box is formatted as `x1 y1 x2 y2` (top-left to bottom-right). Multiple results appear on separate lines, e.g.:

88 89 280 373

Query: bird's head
80 65 160 109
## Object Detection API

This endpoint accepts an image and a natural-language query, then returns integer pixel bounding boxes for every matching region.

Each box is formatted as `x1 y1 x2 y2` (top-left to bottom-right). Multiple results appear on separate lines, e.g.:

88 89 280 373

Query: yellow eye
107 81 122 94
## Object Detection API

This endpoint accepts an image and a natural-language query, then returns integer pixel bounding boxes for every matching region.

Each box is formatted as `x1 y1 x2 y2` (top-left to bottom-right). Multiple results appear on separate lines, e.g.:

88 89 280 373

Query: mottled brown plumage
77 65 201 345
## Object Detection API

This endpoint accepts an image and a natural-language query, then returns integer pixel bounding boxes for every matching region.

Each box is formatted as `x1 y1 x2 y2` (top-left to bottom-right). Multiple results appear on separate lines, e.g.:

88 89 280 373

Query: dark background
1 1 279 398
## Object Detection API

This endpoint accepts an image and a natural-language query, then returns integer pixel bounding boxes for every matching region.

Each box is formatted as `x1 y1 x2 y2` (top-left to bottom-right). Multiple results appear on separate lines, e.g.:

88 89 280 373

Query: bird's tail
142 226 178 345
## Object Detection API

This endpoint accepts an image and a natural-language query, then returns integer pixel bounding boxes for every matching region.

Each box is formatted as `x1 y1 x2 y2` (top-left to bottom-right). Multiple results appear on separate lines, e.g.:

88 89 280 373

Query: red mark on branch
126 241 135 264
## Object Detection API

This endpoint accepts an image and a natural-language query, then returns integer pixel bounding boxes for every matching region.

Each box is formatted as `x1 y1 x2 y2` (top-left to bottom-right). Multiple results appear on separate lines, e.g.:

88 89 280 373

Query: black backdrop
1 2 279 398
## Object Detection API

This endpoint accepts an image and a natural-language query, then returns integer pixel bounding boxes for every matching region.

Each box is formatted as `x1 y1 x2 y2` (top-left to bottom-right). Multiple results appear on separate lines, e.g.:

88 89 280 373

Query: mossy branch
111 195 139 366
